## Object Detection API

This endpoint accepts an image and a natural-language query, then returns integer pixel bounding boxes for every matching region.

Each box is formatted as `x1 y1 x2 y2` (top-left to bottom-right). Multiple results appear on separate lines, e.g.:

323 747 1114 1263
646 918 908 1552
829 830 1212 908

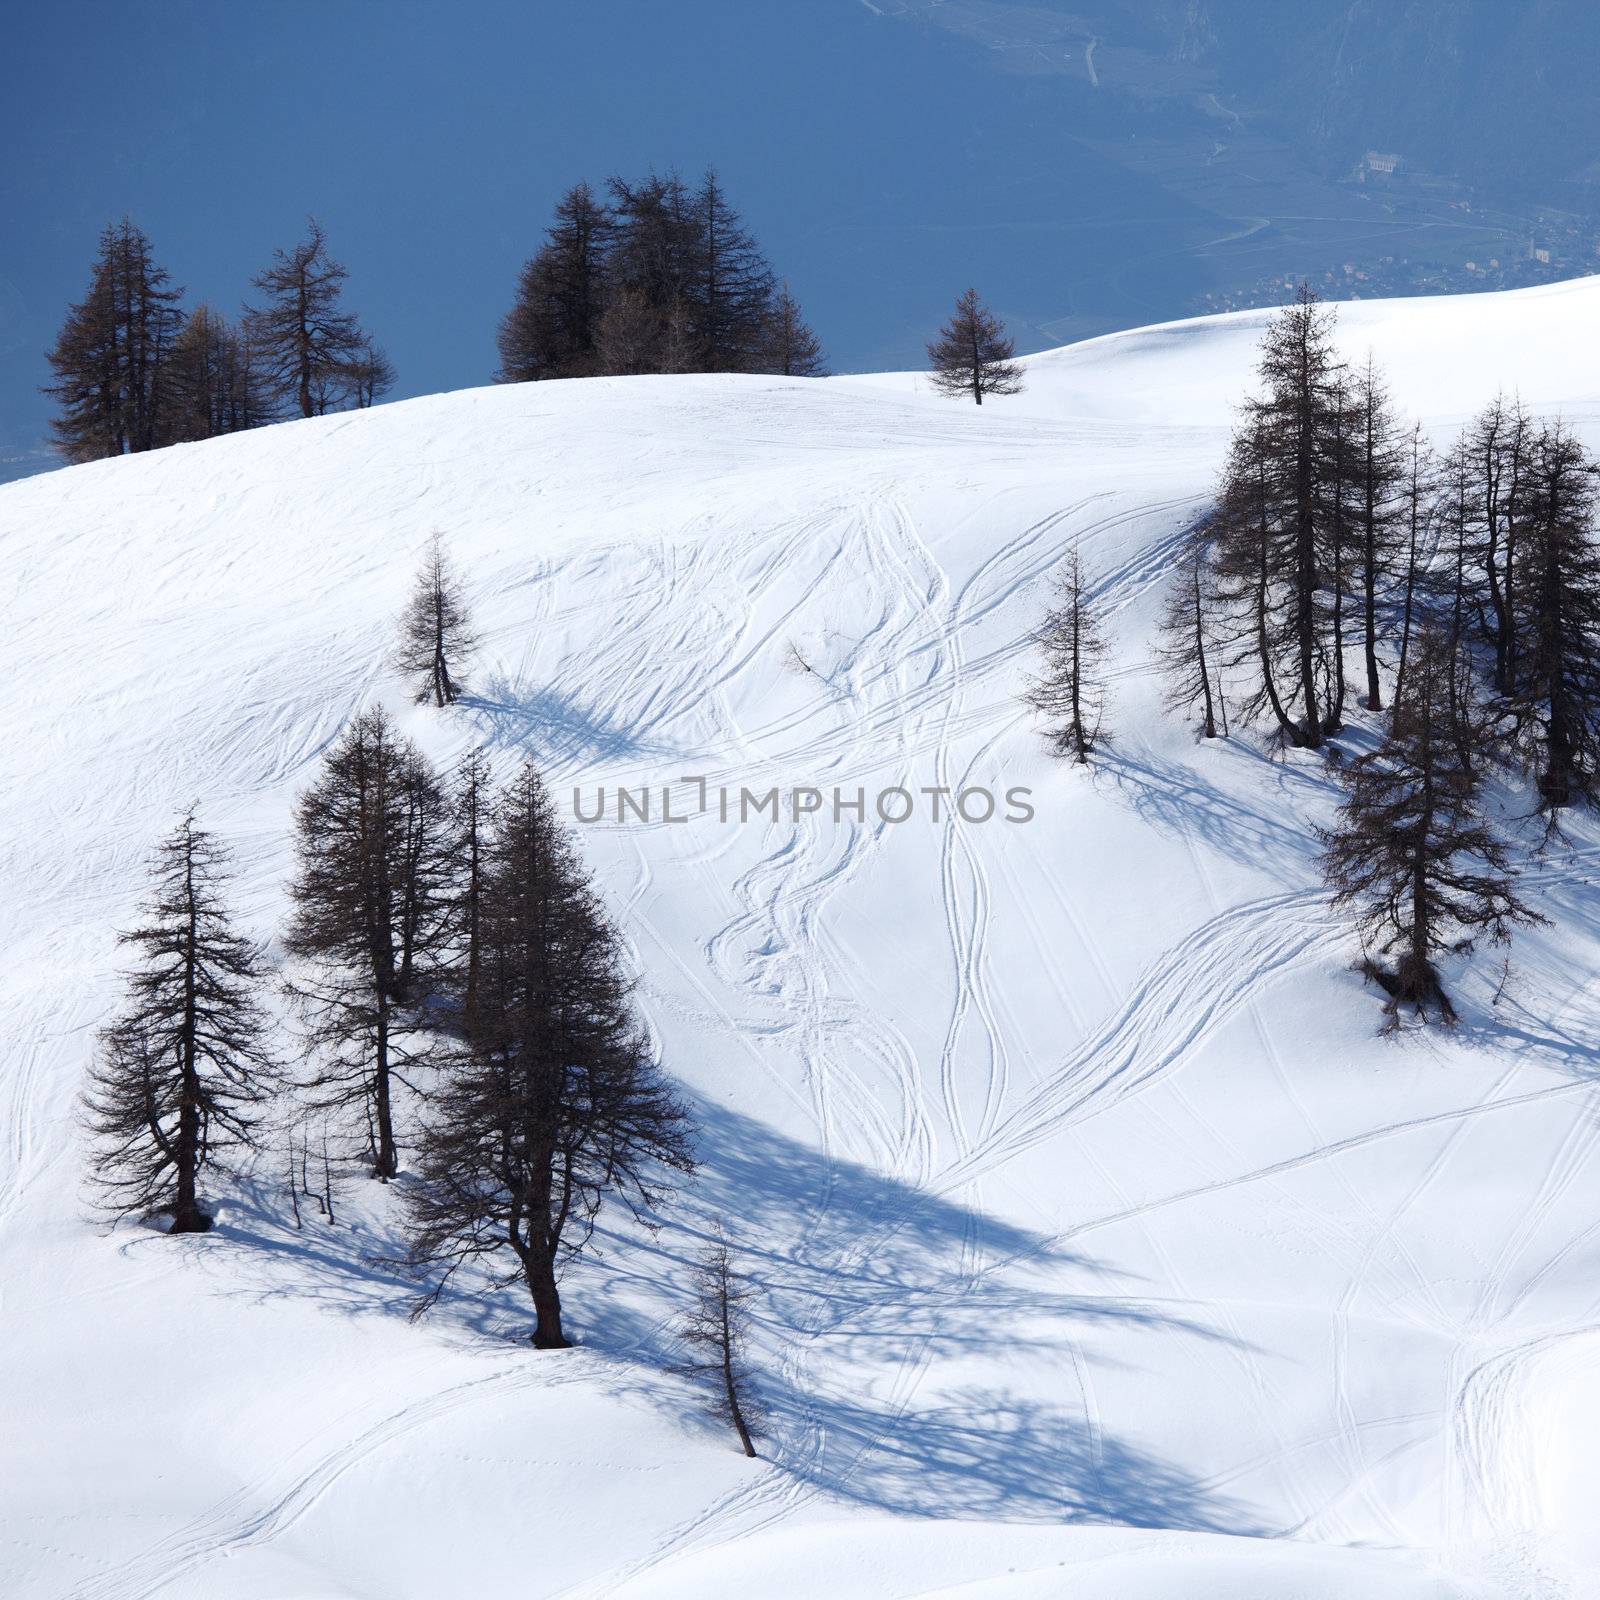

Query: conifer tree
1211 286 1350 747
283 708 453 1179
677 1235 764 1457
403 762 694 1347
1156 532 1224 738
245 219 382 419
498 170 814 382
1503 422 1600 810
82 815 276 1231
687 168 776 372
1349 356 1408 709
1026 545 1109 761
926 287 1024 404
1392 422 1436 710
1319 627 1539 1023
44 218 183 461
451 747 492 1026
164 304 266 442
605 173 697 339
763 283 827 376
395 534 477 707
1443 395 1534 697
497 181 613 382
341 334 396 410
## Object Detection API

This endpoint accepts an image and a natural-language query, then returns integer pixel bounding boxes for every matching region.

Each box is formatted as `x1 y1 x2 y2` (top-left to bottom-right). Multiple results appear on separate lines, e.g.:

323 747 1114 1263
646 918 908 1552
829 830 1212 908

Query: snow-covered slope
6 279 1600 1600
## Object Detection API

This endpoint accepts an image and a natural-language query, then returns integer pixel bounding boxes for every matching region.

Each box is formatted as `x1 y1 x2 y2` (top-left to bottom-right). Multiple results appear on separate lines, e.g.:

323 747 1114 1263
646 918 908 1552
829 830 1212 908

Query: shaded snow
5 280 1600 1598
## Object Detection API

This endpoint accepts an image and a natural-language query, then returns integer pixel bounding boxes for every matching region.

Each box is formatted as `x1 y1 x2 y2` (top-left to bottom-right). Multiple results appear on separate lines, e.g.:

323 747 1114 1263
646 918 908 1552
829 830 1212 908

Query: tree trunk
526 1248 570 1348
720 1294 757 1457
171 834 209 1233
1193 567 1217 738
372 995 398 1179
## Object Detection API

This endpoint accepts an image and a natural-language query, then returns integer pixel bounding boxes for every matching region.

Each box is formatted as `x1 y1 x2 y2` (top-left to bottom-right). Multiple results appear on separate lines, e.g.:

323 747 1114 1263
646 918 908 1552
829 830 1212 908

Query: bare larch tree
245 219 387 419
396 534 477 706
283 707 454 1179
403 761 695 1347
1026 544 1109 761
450 747 493 1025
764 282 827 376
44 217 183 461
1319 626 1540 1024
677 1235 764 1457
1156 529 1225 738
1501 422 1600 812
82 815 277 1231
926 287 1024 405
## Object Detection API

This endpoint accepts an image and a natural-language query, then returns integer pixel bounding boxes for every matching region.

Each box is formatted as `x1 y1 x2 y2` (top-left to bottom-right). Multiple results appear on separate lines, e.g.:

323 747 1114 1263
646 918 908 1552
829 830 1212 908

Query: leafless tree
1319 626 1541 1024
283 708 454 1179
44 217 183 461
763 283 827 376
245 218 384 419
926 287 1023 404
677 1234 764 1456
1156 531 1225 738
395 534 477 707
402 762 695 1347
1026 544 1109 762
82 815 277 1232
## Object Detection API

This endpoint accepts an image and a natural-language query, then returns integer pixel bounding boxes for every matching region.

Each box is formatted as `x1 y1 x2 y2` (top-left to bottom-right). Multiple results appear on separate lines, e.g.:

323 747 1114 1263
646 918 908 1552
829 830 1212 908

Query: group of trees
45 217 392 463
497 170 825 382
1030 286 1597 1022
49 199 1030 462
82 542 760 1445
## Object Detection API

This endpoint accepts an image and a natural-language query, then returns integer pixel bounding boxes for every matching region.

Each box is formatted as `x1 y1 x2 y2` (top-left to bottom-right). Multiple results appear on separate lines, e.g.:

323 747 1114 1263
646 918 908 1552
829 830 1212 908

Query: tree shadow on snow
1101 744 1325 880
461 672 678 772
213 1097 1254 1536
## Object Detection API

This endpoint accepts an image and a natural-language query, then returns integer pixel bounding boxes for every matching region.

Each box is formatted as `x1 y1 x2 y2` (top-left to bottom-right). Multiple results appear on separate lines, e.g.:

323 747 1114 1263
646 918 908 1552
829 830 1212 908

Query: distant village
1198 149 1600 314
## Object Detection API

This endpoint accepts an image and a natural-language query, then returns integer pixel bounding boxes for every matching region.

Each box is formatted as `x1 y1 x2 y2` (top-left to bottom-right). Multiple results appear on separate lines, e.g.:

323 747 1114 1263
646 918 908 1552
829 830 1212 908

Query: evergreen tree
763 283 827 376
677 1235 764 1457
497 181 613 382
403 762 694 1348
1503 422 1600 810
1319 627 1539 1023
44 218 183 462
245 219 381 419
283 708 453 1179
82 815 276 1231
394 533 477 706
1026 545 1109 761
926 287 1024 405
1156 531 1225 738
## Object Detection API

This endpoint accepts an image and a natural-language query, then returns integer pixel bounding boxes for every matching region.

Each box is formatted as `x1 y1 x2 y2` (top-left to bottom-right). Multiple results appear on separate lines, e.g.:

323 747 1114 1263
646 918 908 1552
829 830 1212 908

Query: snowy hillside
6 278 1600 1600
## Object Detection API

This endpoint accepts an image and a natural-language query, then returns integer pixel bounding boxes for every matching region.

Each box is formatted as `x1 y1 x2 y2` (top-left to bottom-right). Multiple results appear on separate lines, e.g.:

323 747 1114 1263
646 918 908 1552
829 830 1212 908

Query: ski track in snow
10 296 1600 1599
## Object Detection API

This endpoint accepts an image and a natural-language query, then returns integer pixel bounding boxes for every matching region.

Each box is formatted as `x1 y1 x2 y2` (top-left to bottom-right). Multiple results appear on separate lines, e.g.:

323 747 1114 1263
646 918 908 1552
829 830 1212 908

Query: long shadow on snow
215 1099 1253 1533
461 672 679 772
1101 743 1327 880
582 1101 1256 1531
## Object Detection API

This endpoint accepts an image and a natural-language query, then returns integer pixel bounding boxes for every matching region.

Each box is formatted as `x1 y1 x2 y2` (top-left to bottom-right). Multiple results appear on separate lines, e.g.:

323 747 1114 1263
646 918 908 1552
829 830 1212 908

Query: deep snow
5 279 1600 1599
